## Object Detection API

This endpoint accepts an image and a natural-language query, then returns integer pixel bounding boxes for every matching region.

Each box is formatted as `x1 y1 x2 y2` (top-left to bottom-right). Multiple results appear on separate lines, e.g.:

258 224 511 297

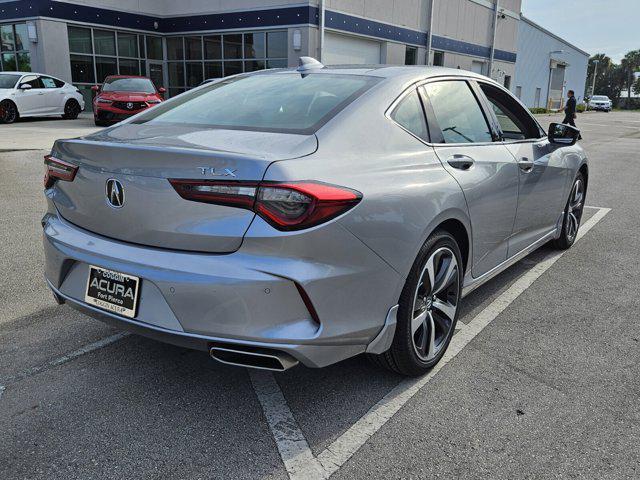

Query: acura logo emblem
126 102 134 109
105 179 124 208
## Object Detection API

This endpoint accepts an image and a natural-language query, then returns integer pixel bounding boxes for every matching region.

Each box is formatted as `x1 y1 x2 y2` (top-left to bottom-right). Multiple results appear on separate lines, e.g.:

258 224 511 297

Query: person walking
563 90 578 127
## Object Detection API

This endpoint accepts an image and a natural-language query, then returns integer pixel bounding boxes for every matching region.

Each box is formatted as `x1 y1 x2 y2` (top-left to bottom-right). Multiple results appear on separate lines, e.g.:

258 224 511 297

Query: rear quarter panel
264 76 471 287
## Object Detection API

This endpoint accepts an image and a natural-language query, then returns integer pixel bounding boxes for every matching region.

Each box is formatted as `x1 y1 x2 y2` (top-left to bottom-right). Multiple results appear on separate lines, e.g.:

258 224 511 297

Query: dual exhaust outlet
209 344 299 372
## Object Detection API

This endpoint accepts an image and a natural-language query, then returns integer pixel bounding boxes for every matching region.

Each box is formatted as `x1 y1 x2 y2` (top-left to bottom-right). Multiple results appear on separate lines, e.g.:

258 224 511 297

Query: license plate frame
85 265 140 319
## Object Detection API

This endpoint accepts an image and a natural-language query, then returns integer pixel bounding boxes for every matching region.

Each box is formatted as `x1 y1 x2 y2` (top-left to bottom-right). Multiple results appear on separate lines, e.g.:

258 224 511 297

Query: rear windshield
0 74 21 89
592 96 609 101
103 77 156 93
132 73 380 134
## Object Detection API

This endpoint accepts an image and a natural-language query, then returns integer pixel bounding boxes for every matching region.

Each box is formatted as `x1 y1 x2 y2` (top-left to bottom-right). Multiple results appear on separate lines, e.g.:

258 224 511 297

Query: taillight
169 180 257 209
168 180 362 231
44 155 78 188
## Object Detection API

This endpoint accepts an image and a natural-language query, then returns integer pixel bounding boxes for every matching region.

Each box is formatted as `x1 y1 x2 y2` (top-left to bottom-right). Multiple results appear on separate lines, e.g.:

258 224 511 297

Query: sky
520 0 639 62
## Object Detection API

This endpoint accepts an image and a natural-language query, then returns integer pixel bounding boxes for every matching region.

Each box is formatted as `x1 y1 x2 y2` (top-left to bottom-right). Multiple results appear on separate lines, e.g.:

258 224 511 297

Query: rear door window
133 73 380 134
422 81 492 144
390 89 429 141
41 76 61 88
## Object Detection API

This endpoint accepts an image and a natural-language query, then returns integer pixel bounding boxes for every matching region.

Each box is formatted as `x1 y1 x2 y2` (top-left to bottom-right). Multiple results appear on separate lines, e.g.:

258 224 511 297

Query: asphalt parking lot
1 110 639 479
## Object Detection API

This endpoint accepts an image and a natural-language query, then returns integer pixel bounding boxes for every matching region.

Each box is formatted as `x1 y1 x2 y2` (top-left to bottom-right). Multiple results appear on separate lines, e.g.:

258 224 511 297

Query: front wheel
369 230 462 376
0 100 18 124
62 99 81 119
553 172 586 250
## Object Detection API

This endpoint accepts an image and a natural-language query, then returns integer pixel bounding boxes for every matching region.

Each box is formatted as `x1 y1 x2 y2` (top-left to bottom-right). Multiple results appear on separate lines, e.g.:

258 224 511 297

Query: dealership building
0 0 588 109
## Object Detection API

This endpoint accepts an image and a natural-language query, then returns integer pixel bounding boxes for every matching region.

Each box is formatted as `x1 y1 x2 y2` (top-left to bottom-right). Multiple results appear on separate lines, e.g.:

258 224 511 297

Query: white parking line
0 332 129 391
249 370 327 479
253 206 611 480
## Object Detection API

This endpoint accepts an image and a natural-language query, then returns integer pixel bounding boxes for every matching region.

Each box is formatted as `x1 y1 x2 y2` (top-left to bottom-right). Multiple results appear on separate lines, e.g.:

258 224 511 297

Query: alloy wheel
566 178 584 242
65 101 80 118
411 247 460 361
0 101 17 123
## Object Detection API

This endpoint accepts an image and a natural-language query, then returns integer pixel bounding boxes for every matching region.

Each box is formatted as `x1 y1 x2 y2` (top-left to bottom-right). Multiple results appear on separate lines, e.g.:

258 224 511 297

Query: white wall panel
324 31 381 64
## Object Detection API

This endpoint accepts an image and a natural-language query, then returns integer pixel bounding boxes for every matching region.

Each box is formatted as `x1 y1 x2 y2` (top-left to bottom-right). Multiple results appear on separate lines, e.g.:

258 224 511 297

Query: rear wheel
553 172 586 250
0 100 18 124
369 230 462 376
62 99 81 119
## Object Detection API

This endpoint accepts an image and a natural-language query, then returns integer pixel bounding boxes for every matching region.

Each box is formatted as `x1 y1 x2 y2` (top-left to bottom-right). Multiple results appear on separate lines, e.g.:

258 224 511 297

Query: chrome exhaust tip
209 345 299 372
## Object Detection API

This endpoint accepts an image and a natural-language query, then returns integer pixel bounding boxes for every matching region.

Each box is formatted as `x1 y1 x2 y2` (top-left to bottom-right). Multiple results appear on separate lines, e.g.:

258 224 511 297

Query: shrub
529 107 549 114
576 104 586 113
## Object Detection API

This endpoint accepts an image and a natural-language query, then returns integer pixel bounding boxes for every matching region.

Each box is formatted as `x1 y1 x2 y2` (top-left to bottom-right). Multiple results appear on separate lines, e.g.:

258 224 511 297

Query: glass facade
165 31 287 96
68 25 162 108
0 23 31 72
67 25 288 102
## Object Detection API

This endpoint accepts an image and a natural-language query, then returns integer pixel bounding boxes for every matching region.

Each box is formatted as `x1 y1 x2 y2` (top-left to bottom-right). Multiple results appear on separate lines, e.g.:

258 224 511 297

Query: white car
588 95 612 112
0 71 85 124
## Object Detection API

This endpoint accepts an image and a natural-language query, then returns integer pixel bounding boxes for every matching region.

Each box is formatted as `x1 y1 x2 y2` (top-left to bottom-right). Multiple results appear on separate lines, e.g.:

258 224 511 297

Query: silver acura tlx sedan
43 58 587 376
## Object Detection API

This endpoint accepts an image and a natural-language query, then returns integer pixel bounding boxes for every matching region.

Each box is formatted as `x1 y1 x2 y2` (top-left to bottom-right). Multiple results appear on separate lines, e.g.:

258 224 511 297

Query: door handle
37 92 45 95
518 157 534 172
446 154 475 170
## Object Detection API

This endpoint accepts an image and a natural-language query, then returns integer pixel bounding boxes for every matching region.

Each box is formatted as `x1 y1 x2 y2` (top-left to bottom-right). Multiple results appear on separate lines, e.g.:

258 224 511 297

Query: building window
515 86 522 99
503 75 511 89
0 23 31 72
405 46 417 65
67 25 150 109
146 36 163 60
433 50 444 67
165 30 287 95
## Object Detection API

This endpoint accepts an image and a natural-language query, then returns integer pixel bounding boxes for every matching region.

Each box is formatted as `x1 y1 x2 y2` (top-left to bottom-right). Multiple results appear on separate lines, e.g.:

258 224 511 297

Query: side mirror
19 83 32 90
91 85 100 92
158 87 166 94
548 122 579 146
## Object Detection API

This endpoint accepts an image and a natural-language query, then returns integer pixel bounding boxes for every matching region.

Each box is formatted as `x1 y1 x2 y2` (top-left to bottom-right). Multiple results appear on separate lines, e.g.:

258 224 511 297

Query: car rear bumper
42 212 401 368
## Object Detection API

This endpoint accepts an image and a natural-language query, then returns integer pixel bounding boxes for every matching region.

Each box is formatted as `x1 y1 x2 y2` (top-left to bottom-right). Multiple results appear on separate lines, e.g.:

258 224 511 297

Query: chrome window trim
386 74 551 148
384 84 432 145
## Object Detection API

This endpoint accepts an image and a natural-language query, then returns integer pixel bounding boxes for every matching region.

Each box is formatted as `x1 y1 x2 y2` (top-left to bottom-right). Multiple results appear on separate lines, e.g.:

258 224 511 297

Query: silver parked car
43 59 587 376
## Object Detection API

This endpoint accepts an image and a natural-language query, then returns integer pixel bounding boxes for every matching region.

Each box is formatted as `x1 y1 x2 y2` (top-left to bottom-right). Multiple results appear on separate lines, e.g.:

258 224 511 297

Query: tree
622 50 640 99
585 54 625 102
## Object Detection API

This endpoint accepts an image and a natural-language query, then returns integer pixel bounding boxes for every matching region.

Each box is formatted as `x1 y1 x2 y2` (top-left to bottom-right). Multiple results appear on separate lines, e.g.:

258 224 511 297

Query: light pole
590 59 600 101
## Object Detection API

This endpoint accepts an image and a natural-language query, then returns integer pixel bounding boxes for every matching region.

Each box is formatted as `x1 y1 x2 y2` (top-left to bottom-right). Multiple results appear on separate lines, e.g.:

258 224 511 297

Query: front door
421 80 519 278
15 75 45 115
475 80 569 256
147 61 165 93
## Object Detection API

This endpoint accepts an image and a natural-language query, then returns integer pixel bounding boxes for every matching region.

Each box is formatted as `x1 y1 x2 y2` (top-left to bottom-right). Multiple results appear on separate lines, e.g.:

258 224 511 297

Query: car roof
252 64 499 86
104 75 152 79
1 71 45 75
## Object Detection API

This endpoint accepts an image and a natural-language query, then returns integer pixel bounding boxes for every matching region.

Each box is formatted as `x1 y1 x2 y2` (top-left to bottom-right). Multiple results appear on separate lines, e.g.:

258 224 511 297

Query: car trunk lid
50 124 317 253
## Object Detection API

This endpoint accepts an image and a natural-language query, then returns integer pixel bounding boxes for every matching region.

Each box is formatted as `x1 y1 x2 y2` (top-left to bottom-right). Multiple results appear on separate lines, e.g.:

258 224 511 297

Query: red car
92 75 165 126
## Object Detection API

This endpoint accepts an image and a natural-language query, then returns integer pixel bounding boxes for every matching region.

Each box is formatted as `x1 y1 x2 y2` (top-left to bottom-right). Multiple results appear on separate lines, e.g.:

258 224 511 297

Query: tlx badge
198 167 237 177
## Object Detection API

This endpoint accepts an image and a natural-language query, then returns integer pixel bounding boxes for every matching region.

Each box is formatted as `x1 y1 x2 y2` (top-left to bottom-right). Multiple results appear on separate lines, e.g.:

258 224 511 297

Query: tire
553 172 586 250
62 99 81 120
0 100 19 124
369 230 463 376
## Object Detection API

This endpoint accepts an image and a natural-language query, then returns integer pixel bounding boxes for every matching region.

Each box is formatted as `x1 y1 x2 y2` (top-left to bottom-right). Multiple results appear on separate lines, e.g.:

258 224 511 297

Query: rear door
476 81 568 256
421 79 519 278
40 76 66 113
